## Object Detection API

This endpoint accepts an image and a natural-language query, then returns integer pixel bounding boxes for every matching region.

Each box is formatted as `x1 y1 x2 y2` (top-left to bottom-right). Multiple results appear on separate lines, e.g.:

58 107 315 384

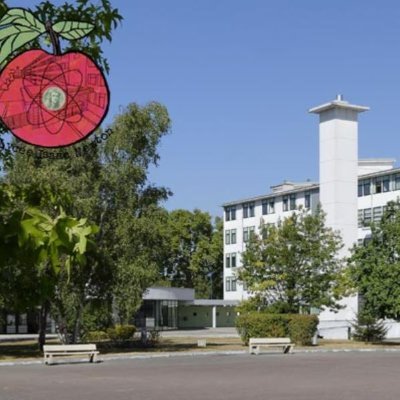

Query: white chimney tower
309 95 369 332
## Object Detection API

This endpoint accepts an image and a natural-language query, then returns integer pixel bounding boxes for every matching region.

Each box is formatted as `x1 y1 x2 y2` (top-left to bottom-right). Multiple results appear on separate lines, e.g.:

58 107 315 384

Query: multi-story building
223 95 400 338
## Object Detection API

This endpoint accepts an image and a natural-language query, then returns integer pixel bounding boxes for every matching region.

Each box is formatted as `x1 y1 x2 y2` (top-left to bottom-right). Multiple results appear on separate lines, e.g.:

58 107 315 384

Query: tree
350 200 400 320
2 101 172 338
0 183 98 348
162 210 223 298
238 207 344 314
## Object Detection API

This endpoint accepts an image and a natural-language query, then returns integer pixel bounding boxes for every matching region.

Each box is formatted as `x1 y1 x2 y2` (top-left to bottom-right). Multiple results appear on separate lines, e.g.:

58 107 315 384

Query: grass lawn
1 337 400 362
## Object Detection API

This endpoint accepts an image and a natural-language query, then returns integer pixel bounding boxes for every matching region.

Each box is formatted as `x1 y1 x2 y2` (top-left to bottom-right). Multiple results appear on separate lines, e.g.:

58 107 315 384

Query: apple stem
46 21 61 56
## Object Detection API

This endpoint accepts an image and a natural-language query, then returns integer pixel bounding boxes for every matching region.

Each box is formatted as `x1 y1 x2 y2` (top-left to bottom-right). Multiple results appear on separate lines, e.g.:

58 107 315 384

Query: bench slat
249 338 291 344
43 344 97 352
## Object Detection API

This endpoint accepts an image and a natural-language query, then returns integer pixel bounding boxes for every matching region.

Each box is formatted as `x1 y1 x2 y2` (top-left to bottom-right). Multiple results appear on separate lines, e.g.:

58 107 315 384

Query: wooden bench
43 344 99 365
249 338 294 355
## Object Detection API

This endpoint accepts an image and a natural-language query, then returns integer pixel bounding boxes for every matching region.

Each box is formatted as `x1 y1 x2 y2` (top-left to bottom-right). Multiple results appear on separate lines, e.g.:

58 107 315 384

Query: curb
2 347 400 366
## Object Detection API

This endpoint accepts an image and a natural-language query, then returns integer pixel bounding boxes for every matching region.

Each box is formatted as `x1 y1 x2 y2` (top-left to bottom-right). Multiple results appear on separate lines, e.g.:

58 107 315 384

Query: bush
107 324 136 342
288 314 319 345
83 330 109 342
351 312 387 342
236 312 318 346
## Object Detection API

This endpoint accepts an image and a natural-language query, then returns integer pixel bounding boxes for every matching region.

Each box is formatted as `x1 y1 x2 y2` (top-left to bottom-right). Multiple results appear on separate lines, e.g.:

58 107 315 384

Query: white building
223 95 400 338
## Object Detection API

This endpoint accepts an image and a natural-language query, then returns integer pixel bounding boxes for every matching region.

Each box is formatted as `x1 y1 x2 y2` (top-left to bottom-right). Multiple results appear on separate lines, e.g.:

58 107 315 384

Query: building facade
223 96 400 338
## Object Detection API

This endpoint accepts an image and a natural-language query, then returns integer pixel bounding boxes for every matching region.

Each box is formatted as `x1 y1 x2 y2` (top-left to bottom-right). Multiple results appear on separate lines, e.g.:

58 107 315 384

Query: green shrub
351 312 387 342
288 314 319 345
107 325 136 342
236 313 318 345
83 330 109 342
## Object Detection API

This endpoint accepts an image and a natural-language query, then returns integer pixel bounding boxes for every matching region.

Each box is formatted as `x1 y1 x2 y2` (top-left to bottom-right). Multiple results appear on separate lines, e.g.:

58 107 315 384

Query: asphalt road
1 352 400 400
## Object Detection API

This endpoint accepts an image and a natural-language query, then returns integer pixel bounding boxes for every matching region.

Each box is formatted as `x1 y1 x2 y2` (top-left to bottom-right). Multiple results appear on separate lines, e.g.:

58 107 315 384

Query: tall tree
3 102 172 338
350 200 400 320
238 208 345 313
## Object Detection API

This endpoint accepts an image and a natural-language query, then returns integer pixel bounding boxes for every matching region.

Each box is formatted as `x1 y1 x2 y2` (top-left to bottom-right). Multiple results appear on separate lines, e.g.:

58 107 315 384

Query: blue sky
13 0 400 217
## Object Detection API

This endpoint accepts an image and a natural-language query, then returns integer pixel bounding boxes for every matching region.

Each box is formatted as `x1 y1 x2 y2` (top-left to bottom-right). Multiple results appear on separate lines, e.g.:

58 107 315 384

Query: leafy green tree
162 210 223 298
3 102 172 338
350 200 400 320
351 311 387 342
238 207 344 314
0 183 98 348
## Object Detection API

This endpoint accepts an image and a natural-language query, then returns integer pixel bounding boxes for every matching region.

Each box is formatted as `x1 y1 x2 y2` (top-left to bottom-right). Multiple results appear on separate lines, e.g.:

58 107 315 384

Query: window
243 202 255 218
243 226 255 242
225 277 231 292
225 229 236 245
373 177 389 194
269 199 275 214
231 252 237 268
358 210 363 228
373 207 383 223
225 253 237 268
395 175 400 191
383 177 390 192
305 192 311 209
358 183 363 197
225 277 237 292
231 229 236 244
363 180 371 196
282 196 289 211
262 200 268 215
243 227 249 242
358 208 373 227
262 199 275 215
225 206 236 221
225 230 231 245
289 194 296 210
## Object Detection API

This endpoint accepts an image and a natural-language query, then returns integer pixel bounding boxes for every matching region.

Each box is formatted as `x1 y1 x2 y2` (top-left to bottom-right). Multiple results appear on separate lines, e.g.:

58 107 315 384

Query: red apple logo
0 8 110 148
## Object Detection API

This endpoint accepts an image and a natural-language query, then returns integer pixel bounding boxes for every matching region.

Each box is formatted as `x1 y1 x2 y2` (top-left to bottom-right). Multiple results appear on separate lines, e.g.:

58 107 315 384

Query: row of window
358 175 400 197
225 192 312 221
358 206 386 227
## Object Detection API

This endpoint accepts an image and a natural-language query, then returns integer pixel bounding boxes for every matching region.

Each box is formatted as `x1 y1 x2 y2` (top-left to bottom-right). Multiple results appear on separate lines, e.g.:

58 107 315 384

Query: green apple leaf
0 8 46 66
0 30 42 66
53 20 95 40
0 8 45 33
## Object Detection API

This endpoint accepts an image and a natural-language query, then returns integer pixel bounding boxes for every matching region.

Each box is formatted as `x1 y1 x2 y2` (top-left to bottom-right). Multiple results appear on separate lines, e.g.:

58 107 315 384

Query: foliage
163 210 223 298
288 314 319 346
107 324 136 342
351 312 387 343
1 100 171 342
83 330 109 342
238 207 345 314
0 0 122 73
236 312 318 346
349 200 400 320
0 182 98 348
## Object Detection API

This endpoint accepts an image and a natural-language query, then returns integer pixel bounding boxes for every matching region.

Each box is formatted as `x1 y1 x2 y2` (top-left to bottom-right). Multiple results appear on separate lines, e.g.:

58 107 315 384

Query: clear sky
13 0 400 217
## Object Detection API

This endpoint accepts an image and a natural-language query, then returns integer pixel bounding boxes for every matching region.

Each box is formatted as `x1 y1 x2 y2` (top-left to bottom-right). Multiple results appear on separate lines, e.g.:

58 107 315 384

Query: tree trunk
72 296 84 343
38 300 50 351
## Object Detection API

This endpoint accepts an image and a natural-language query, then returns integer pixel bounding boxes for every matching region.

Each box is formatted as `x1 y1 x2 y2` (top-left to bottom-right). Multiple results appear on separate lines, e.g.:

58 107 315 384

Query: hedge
236 313 318 346
106 325 136 342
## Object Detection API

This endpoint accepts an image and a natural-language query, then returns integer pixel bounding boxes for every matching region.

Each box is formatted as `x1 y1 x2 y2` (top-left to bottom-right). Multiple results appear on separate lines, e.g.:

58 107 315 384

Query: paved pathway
1 352 400 399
